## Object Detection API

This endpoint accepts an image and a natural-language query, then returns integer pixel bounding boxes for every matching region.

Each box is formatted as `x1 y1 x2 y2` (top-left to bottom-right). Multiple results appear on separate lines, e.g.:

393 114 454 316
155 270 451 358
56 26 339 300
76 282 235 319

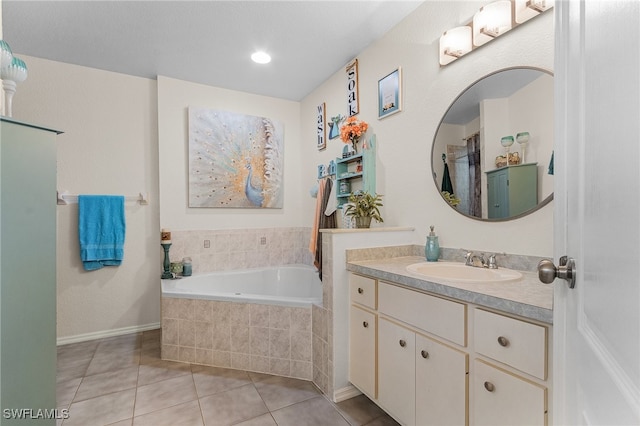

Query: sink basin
406 262 522 283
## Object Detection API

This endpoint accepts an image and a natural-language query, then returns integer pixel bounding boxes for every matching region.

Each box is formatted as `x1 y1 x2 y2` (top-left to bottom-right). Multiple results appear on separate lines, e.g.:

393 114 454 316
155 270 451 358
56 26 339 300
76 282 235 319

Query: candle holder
161 243 173 279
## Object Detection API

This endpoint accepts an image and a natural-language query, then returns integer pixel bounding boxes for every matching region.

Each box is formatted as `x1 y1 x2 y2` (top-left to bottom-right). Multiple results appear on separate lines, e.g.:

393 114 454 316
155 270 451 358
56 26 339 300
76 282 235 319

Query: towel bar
57 191 149 205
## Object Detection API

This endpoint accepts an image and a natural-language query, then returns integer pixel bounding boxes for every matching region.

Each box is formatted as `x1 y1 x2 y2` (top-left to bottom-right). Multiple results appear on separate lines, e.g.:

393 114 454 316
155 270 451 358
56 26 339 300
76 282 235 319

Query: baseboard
57 322 161 346
333 385 362 403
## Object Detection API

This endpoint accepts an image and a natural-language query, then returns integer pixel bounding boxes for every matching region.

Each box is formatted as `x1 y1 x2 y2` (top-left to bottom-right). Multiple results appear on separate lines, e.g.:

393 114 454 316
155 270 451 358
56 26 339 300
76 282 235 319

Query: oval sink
406 262 522 283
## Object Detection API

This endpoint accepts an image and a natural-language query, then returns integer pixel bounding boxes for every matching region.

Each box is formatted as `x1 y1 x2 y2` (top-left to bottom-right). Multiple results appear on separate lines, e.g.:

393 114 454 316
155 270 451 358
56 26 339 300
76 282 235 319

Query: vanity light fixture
439 26 473 66
439 0 552 66
473 0 512 47
515 0 555 24
251 51 271 64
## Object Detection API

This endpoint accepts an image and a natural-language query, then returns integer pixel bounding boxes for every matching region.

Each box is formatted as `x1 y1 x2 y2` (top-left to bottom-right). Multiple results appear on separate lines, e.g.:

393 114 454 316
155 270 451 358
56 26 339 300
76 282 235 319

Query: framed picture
188 107 284 208
378 67 402 119
317 102 326 150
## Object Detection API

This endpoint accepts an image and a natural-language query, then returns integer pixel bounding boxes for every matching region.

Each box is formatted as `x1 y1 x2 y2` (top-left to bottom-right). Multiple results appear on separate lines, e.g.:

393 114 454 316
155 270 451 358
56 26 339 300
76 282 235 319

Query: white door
553 1 640 424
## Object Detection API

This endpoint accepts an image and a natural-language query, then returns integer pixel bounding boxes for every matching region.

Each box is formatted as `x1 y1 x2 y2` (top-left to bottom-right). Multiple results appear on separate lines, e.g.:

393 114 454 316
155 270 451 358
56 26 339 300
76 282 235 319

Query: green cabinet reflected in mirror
432 67 554 221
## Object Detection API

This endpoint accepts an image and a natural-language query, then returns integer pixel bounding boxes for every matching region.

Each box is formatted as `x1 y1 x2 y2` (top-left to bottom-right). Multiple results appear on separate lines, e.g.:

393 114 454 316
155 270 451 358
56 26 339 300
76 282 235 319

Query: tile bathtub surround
162 297 314 380
57 330 399 426
165 227 313 274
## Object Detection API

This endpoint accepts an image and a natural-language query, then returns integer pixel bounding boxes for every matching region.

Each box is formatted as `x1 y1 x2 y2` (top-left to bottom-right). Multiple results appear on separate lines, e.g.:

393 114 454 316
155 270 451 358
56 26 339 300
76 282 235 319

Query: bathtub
161 264 320 378
161 264 322 308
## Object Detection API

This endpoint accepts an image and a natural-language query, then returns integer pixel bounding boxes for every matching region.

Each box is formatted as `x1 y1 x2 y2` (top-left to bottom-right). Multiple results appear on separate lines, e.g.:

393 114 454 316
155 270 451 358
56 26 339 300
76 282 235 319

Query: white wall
157 76 303 230
12 56 161 341
301 1 554 257
4 1 555 341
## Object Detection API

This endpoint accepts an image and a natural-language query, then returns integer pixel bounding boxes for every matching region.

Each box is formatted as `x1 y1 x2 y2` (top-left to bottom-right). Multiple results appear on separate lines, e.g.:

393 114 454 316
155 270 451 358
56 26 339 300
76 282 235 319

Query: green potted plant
344 191 384 228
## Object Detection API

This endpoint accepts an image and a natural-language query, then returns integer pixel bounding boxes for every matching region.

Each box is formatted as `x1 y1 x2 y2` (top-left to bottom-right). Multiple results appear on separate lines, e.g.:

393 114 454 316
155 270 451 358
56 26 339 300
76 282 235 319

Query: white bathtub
161 264 322 307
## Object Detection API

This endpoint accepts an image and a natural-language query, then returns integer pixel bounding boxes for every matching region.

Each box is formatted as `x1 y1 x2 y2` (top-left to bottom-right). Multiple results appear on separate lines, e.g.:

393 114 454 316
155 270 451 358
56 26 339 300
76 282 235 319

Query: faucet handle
488 254 498 269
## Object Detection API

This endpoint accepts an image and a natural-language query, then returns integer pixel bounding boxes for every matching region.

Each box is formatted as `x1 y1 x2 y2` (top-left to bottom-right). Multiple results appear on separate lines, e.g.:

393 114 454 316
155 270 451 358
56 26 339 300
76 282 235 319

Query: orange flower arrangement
340 116 368 151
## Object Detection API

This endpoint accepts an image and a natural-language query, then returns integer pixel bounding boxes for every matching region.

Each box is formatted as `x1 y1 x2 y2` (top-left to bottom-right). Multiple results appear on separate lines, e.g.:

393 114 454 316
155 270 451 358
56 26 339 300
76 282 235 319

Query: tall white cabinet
1 118 60 424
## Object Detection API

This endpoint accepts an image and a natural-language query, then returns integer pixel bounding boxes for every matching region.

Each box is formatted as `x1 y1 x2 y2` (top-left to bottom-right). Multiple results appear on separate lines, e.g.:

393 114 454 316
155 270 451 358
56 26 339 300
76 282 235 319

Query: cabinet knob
399 339 406 348
421 350 429 359
497 336 509 347
357 287 364 294
484 381 495 392
362 321 369 328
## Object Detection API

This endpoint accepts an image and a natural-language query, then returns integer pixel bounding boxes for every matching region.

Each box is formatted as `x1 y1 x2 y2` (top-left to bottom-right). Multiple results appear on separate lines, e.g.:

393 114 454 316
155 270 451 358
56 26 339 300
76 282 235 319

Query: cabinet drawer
474 309 547 380
473 359 547 426
350 274 377 309
378 281 466 346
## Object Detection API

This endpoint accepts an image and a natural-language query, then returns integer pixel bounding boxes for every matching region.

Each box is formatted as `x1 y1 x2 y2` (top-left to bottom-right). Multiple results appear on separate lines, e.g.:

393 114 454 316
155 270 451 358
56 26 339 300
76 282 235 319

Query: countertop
346 256 553 324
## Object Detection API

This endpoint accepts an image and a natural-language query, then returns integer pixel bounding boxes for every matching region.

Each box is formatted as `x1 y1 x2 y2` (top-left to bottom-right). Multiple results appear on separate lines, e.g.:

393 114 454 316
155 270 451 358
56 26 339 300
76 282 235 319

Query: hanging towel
441 162 454 195
78 195 126 271
324 179 337 216
548 151 554 175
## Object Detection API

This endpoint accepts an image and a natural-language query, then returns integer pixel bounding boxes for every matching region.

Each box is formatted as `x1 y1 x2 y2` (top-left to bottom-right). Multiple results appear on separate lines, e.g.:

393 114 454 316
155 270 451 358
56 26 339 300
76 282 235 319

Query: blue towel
78 195 126 271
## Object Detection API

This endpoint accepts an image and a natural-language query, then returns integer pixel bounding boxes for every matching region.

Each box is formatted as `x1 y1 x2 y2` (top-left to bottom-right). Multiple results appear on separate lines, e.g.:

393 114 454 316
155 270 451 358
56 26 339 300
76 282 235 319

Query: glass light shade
516 132 530 144
1 57 28 83
501 136 514 147
439 26 472 66
0 40 13 70
473 0 513 47
251 51 271 64
515 0 554 24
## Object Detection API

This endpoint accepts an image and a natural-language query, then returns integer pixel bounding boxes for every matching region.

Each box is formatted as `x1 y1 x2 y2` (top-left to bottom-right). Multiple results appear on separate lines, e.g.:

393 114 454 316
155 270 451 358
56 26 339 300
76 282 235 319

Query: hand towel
78 195 126 271
324 178 337 216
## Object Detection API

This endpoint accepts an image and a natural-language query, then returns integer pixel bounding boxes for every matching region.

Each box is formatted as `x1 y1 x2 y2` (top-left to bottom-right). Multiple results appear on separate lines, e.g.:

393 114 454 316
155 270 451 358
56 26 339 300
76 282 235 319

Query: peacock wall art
188 107 284 208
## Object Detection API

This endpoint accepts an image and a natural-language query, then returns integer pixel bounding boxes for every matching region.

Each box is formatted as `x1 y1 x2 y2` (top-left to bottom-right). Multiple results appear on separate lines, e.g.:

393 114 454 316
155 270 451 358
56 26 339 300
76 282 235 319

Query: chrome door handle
538 256 576 288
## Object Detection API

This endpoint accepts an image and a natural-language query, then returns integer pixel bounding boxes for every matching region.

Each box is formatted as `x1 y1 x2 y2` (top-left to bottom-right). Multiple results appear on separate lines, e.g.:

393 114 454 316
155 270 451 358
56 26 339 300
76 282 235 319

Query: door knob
538 256 576 289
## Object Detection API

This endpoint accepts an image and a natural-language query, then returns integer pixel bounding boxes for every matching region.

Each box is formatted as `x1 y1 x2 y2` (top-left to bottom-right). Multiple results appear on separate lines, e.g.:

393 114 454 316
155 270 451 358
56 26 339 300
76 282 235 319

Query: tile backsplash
164 227 313 274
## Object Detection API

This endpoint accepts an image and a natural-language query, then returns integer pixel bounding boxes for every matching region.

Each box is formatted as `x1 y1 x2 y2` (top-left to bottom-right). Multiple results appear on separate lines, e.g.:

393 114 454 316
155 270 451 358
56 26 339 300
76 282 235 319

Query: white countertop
346 256 553 324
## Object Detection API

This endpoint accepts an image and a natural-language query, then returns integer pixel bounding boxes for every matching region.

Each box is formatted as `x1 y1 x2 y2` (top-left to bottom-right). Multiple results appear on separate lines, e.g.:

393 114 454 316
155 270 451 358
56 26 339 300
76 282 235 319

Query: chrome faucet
464 251 486 268
464 251 499 269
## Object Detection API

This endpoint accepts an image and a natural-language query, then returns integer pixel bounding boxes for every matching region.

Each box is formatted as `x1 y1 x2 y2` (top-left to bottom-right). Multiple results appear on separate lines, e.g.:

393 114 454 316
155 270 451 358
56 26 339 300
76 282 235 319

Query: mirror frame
431 66 554 222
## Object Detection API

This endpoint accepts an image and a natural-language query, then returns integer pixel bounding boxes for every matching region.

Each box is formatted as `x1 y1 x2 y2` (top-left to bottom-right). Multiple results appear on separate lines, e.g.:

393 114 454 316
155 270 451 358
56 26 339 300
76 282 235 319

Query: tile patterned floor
57 329 399 426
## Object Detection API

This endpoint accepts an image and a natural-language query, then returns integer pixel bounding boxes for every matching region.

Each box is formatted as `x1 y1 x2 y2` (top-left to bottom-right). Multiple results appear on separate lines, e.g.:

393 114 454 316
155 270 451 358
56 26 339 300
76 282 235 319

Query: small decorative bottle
425 225 440 262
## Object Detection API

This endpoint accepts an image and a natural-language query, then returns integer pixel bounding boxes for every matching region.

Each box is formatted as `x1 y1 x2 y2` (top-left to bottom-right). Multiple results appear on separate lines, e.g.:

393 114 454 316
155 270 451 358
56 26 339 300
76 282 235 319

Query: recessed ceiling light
251 51 271 64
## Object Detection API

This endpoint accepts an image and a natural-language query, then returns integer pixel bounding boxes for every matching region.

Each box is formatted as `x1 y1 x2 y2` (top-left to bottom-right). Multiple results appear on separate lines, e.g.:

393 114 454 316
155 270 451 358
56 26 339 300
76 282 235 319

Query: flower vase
351 138 359 154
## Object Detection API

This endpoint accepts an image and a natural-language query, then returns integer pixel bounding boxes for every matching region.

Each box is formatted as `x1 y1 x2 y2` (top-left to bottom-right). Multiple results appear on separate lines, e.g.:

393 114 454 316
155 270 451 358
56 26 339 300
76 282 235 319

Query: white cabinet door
349 305 377 398
473 360 546 426
378 317 415 425
415 333 468 426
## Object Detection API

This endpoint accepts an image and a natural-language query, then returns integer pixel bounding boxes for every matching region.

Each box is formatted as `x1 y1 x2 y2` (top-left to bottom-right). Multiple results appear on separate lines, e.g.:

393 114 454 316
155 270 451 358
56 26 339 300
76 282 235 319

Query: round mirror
432 67 553 221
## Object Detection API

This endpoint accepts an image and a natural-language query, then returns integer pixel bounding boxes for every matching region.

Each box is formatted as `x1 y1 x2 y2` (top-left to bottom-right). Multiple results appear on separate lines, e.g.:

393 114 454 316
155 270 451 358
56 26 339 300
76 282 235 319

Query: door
378 317 415 426
349 305 377 398
554 1 640 424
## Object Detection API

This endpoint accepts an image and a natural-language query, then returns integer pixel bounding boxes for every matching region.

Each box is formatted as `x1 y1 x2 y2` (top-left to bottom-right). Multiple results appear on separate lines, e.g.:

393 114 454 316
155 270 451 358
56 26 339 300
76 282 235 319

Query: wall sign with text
346 59 359 116
317 102 326 150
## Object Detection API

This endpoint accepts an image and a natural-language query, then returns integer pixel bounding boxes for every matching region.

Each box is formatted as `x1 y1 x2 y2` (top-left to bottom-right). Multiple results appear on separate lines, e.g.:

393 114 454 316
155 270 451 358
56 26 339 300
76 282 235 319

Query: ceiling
2 0 424 101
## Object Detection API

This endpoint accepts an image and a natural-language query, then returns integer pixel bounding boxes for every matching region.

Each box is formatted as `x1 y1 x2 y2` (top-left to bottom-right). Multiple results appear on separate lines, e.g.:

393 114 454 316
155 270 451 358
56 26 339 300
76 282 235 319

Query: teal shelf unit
336 137 376 208
486 162 538 219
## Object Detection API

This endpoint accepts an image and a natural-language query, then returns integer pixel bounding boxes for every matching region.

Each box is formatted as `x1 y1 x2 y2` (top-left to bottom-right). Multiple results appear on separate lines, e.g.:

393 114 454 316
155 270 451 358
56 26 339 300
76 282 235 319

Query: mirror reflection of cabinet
432 67 553 221
486 163 537 219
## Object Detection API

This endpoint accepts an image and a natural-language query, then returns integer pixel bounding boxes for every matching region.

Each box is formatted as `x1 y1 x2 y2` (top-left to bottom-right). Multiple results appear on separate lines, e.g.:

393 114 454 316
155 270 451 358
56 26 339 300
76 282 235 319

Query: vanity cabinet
336 141 376 208
348 272 551 426
486 163 537 219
